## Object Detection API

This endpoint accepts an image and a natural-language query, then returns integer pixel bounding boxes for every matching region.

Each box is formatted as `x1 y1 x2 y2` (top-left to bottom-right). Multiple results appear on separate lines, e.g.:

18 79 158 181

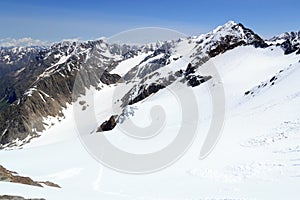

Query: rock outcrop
97 115 118 132
1 21 299 147
0 195 45 200
0 165 60 188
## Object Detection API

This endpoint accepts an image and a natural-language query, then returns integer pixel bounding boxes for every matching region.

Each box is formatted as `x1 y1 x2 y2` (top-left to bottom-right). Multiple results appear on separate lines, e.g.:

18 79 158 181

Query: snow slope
1 44 300 200
110 52 152 76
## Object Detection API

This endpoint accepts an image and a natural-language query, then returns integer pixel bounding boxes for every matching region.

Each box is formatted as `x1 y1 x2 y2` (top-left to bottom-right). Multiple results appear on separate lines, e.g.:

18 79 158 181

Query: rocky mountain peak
190 21 266 63
0 21 299 148
196 21 263 44
268 31 300 54
270 31 300 42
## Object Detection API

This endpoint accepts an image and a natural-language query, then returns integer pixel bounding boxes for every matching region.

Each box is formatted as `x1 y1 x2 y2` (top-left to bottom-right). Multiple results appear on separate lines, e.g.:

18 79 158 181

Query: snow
39 90 50 98
201 46 300 108
1 128 7 137
24 87 37 97
14 67 25 75
110 52 151 76
173 38 197 57
1 43 300 199
53 54 61 59
36 168 84 181
24 104 76 148
3 55 10 61
38 92 46 103
54 55 71 67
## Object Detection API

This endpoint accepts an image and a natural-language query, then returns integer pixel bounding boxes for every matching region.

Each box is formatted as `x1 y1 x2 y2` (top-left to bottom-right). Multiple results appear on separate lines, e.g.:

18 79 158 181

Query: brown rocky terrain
3 21 299 148
0 195 45 200
0 165 60 188
0 41 123 147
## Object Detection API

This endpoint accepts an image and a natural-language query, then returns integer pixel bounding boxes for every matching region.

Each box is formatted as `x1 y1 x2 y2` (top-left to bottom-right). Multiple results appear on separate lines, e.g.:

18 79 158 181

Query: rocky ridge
1 21 300 148
0 165 60 188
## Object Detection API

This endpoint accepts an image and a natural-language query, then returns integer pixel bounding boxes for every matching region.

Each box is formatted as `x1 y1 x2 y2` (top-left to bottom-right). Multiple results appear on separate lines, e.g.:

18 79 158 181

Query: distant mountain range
1 21 300 199
0 21 299 148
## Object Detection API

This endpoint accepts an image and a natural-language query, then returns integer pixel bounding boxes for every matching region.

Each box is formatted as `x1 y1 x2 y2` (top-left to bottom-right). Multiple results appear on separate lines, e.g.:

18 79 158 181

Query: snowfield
1 43 300 200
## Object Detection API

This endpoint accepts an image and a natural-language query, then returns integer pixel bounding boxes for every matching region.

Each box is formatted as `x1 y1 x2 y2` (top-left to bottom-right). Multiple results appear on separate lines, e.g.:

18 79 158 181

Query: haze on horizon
0 0 300 44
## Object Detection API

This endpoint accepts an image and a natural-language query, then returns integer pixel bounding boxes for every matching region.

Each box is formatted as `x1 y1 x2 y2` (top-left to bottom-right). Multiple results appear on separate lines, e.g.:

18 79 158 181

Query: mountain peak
223 20 238 27
193 21 266 58
268 31 300 54
269 31 300 42
212 20 238 33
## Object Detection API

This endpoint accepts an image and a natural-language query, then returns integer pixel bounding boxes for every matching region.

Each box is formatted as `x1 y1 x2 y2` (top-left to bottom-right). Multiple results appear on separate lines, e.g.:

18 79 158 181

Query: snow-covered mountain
267 31 300 54
1 21 300 199
0 21 268 147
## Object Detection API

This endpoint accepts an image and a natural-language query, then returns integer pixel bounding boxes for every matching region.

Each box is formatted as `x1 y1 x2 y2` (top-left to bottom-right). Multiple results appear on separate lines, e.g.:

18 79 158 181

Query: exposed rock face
0 165 42 187
186 74 212 87
122 42 178 82
0 165 60 188
0 41 125 147
129 83 166 105
269 31 300 54
39 181 61 188
190 21 268 66
97 115 118 132
1 21 299 147
0 195 45 200
120 22 268 109
0 47 48 111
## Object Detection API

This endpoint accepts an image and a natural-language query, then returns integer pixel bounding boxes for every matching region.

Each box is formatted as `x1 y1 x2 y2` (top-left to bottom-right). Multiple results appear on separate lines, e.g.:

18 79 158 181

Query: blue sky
1 0 300 42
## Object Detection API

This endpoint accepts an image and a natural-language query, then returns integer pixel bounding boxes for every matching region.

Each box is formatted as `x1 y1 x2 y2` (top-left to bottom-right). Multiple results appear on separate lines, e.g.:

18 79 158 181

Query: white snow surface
1 45 300 199
110 52 152 76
